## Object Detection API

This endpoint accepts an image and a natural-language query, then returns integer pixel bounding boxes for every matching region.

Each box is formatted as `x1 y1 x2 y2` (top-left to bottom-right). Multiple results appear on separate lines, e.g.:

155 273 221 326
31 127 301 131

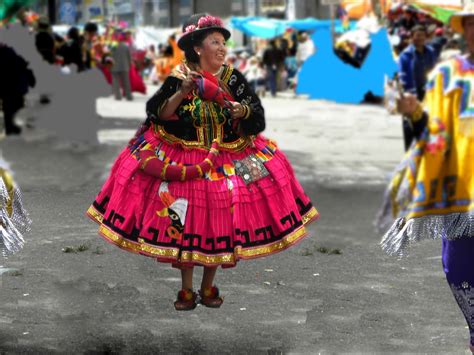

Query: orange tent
341 0 374 19
340 0 462 19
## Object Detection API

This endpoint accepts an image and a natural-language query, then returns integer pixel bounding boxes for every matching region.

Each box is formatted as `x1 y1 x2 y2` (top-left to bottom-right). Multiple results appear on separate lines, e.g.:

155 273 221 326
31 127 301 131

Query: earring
198 52 201 56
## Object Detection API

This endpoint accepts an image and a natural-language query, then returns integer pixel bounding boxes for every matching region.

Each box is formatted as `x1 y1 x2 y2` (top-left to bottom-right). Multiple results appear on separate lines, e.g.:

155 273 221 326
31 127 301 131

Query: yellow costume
379 55 474 255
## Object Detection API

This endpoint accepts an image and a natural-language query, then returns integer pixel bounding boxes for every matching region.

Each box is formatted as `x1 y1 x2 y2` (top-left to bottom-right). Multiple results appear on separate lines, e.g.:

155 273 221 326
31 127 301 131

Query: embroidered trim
140 156 156 171
143 139 277 182
86 205 104 224
161 163 169 180
153 124 251 152
162 65 254 152
195 164 203 178
221 65 234 85
204 158 214 168
94 206 318 266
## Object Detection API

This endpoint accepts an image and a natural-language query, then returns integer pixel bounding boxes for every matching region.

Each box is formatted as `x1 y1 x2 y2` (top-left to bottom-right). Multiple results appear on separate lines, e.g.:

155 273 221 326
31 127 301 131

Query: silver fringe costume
0 166 30 256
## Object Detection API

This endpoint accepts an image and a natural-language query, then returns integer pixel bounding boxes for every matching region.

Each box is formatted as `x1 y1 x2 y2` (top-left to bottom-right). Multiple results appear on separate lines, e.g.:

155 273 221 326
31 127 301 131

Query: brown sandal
199 286 224 308
174 289 197 311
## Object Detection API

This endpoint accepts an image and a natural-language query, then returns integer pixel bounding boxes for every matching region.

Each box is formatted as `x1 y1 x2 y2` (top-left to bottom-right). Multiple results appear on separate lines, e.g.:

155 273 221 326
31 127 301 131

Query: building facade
34 0 332 26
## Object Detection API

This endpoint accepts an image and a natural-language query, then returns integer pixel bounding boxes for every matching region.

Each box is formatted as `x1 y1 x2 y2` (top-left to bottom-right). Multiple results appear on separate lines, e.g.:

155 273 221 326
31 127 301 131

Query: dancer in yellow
378 4 474 351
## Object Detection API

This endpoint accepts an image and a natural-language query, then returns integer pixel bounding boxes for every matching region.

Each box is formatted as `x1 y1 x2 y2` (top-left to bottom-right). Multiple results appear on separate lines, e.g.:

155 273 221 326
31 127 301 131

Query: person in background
276 38 288 91
396 6 417 33
395 29 411 56
0 43 35 134
83 22 99 69
123 29 135 51
168 34 184 70
288 30 298 57
35 17 55 64
262 39 284 97
153 45 173 85
398 24 437 149
429 27 448 60
399 25 437 101
295 32 315 67
61 26 85 72
148 44 162 85
440 35 462 61
110 30 133 101
237 51 249 73
244 56 266 97
53 33 66 65
144 44 157 77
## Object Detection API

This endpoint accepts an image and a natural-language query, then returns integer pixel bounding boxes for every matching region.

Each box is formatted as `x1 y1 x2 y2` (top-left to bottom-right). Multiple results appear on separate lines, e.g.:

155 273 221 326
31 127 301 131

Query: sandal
174 289 197 311
199 286 224 308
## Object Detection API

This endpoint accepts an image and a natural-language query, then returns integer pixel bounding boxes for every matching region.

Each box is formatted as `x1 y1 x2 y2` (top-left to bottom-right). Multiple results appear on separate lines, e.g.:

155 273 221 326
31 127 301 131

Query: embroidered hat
450 3 474 34
177 13 231 51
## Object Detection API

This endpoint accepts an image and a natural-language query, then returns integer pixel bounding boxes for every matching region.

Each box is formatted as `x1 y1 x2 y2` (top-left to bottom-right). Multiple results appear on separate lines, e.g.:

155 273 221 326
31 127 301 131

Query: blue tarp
230 16 397 103
230 16 356 39
230 17 288 39
297 28 398 103
286 18 355 31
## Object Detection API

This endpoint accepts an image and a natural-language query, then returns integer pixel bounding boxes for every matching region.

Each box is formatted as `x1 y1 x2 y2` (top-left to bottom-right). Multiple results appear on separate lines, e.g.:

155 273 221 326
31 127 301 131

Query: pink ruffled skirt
87 128 318 268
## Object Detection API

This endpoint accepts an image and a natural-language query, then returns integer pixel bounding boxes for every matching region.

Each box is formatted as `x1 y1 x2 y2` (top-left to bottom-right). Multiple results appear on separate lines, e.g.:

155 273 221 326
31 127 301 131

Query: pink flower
197 15 223 29
185 24 197 33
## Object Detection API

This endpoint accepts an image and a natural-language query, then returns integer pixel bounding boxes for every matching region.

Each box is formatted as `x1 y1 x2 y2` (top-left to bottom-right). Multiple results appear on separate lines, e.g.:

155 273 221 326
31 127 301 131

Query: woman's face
195 31 227 70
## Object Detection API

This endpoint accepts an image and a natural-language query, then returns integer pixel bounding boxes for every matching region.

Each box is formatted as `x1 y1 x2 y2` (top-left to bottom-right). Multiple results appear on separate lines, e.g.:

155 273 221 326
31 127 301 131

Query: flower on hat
197 15 223 30
183 15 223 35
184 24 197 33
178 14 229 50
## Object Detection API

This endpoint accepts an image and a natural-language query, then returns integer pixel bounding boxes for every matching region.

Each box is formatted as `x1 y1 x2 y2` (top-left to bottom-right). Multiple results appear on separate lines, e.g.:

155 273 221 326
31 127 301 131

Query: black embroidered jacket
146 65 265 152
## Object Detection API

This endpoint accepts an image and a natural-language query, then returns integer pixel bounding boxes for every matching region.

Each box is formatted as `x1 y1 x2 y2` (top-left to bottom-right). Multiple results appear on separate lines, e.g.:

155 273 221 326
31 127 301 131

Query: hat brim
450 12 474 33
177 27 231 51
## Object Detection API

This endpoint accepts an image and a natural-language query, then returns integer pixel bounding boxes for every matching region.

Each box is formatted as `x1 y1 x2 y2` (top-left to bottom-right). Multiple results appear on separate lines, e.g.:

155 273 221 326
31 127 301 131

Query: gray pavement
0 88 470 354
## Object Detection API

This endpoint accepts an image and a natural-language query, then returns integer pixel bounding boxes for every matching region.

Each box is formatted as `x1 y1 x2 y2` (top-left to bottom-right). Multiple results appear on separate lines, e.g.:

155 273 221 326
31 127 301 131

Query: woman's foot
199 286 224 308
174 289 197 311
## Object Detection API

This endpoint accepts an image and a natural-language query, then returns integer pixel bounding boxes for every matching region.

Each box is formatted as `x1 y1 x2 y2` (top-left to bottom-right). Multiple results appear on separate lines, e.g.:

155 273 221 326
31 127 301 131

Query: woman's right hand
397 93 420 116
179 71 199 96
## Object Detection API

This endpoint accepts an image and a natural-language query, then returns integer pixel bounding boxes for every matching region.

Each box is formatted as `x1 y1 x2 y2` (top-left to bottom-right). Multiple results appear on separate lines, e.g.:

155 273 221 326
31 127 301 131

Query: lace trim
450 282 474 332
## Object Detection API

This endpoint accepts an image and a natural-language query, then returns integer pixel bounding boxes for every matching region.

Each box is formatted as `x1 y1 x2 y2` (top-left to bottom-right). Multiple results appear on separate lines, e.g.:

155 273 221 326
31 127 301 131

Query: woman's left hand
230 101 245 119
